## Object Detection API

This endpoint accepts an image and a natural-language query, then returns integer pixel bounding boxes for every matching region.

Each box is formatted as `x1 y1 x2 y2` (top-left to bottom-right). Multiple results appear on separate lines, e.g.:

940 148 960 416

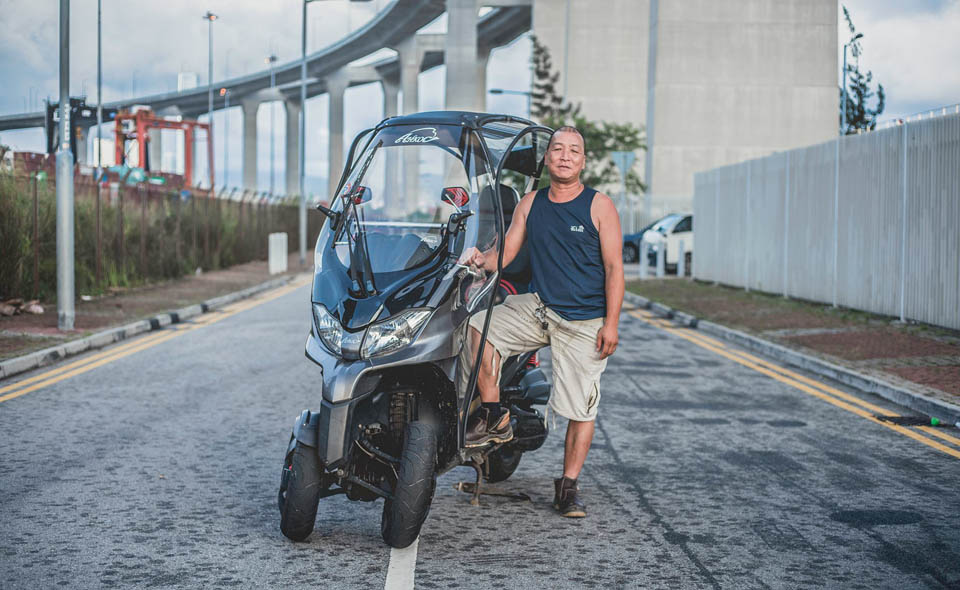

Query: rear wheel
485 445 523 483
381 421 439 548
623 243 638 263
279 441 322 542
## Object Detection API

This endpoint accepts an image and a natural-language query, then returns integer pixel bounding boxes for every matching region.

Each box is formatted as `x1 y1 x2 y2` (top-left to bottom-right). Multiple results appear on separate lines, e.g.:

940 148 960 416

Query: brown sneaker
553 477 586 518
464 408 513 448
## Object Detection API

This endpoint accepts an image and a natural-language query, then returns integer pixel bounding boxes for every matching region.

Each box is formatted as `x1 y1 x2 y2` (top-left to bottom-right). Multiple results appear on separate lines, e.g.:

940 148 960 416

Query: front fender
291 409 320 449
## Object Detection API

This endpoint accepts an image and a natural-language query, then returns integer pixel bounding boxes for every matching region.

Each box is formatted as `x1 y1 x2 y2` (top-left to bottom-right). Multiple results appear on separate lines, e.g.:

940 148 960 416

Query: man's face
545 131 586 184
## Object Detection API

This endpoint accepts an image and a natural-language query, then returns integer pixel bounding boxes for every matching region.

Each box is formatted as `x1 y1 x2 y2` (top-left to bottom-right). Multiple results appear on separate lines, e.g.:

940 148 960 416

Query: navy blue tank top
526 186 606 321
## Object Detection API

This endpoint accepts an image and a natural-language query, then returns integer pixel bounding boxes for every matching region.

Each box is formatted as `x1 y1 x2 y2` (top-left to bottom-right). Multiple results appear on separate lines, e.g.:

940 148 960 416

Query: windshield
317 124 498 277
651 214 682 234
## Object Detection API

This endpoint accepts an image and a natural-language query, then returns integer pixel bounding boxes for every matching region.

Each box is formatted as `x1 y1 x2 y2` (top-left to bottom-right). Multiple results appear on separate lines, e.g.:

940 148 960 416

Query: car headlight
312 303 343 355
361 309 432 359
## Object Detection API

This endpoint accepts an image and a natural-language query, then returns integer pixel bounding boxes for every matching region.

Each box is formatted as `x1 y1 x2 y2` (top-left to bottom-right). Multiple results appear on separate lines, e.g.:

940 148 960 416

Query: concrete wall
646 0 837 214
694 112 960 331
532 0 649 129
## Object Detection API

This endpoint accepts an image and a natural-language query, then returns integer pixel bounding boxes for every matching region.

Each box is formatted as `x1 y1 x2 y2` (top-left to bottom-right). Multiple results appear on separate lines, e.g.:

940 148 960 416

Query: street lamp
204 10 217 189
56 0 75 330
840 32 863 135
266 54 278 196
489 88 532 118
220 87 230 187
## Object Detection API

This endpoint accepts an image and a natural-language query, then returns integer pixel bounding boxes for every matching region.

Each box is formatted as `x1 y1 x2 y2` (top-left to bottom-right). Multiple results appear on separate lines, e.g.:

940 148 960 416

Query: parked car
641 213 693 274
622 221 656 263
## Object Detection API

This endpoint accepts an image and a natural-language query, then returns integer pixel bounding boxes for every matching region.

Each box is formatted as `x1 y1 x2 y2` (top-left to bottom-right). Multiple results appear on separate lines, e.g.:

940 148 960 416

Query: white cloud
840 0 960 119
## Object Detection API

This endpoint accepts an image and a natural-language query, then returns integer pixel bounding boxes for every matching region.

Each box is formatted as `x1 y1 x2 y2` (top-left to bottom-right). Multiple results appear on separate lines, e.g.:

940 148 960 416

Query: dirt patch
786 330 960 361
888 366 960 397
627 278 960 402
0 253 307 361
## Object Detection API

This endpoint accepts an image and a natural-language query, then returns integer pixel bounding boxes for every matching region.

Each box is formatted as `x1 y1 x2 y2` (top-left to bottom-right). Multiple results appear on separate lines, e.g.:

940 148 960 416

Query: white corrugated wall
692 112 960 330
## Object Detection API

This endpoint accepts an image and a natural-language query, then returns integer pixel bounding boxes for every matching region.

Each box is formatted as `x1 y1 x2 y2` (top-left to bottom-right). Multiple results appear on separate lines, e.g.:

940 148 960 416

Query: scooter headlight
361 309 432 359
312 303 343 356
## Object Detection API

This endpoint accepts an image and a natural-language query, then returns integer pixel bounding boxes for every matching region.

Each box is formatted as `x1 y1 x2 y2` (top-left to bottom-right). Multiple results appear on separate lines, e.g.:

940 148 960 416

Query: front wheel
485 445 523 483
623 243 638 263
381 421 438 548
279 441 322 542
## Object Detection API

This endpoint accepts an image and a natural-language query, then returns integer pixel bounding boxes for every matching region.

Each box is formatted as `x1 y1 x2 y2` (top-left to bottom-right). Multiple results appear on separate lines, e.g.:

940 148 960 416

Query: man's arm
462 191 534 271
593 193 624 358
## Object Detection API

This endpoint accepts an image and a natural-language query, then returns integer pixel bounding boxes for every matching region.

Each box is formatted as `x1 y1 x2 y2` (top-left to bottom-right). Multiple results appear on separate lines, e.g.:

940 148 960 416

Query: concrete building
534 0 837 215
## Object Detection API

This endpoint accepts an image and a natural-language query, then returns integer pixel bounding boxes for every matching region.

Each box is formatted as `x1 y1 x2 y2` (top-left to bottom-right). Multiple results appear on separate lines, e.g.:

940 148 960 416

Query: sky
0 0 957 192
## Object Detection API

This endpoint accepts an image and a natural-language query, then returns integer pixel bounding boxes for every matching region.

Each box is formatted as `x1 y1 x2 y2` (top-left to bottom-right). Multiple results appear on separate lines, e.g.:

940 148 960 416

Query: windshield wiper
349 205 377 296
333 141 382 247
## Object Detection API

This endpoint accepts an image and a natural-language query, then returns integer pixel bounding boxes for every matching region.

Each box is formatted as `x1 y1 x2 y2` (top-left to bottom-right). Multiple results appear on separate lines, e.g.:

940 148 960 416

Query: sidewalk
627 278 960 406
0 253 309 362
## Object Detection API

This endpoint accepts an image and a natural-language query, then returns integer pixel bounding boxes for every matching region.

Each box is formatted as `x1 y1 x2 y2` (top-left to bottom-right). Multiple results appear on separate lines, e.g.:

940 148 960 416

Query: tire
623 243 638 263
684 252 693 276
279 441 323 542
485 445 523 483
381 421 439 548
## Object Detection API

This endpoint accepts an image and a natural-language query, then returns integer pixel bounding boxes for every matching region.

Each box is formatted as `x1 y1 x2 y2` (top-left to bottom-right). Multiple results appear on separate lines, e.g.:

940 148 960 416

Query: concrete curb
0 274 298 382
623 291 960 424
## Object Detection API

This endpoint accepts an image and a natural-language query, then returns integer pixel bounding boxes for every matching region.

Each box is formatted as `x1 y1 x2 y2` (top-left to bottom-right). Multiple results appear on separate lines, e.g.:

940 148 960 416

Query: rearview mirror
351 185 372 205
441 187 470 210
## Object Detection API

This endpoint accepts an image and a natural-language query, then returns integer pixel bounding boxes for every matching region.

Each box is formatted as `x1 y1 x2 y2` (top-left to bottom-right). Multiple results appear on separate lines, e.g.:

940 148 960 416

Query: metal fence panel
693 111 960 330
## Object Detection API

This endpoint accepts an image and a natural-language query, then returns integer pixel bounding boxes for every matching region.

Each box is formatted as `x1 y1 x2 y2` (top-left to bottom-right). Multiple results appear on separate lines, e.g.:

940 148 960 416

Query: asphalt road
1 280 959 589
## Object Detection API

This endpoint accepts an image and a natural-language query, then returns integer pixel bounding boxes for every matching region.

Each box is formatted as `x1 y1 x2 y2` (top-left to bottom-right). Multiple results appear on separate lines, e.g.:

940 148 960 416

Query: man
462 126 624 517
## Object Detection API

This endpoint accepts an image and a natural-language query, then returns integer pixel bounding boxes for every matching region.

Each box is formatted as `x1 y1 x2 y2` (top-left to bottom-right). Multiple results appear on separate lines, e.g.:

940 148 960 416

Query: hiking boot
464 408 513 448
553 477 586 518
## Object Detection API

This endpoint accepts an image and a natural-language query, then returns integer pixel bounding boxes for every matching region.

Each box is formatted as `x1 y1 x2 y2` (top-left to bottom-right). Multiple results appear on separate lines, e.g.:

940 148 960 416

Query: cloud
840 0 960 119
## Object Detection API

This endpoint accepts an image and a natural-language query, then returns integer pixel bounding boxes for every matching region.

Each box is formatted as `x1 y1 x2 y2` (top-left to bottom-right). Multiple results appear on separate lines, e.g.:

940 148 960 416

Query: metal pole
744 161 751 292
223 91 229 187
56 0 75 330
270 56 276 196
207 14 214 126
782 152 790 298
899 122 908 322
96 0 102 182
832 137 840 307
299 0 308 266
841 43 848 135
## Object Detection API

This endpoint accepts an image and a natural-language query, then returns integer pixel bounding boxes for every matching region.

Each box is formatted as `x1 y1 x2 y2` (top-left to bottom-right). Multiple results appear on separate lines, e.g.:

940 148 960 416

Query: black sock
481 402 502 421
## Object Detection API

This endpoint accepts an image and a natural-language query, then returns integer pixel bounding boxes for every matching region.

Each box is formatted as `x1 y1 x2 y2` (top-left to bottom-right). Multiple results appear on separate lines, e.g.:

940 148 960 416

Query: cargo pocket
586 381 600 414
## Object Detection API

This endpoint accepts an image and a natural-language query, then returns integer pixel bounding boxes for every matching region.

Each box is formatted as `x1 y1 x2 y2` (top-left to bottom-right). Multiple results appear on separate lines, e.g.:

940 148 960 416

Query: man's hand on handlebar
458 247 487 271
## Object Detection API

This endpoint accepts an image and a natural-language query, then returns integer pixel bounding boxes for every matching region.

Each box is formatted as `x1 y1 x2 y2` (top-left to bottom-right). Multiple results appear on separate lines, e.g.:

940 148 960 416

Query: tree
529 35 646 193
840 6 886 134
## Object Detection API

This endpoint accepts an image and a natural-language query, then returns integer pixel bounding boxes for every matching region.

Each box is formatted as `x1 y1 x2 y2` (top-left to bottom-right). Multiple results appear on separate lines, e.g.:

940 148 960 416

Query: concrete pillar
326 75 350 199
241 99 259 191
475 48 490 113
394 36 421 115
382 77 400 119
284 98 301 196
444 0 480 111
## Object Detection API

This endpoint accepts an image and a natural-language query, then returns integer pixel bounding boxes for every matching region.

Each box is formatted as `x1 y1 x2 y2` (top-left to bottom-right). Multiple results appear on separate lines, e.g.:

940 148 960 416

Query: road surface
1 279 958 589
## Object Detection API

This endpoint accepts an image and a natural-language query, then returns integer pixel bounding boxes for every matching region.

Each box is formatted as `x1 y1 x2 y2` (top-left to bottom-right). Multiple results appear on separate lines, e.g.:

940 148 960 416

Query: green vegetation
0 171 306 302
529 35 646 193
840 6 886 134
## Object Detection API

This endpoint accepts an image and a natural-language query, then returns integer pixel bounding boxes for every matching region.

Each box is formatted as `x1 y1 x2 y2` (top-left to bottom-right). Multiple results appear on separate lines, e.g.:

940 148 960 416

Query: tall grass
0 172 318 302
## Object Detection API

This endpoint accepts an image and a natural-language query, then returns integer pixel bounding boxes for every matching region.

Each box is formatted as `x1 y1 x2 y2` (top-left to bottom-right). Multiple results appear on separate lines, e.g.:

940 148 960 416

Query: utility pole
204 11 217 187
299 0 314 267
56 0 75 330
96 0 102 182
220 87 230 186
267 54 278 196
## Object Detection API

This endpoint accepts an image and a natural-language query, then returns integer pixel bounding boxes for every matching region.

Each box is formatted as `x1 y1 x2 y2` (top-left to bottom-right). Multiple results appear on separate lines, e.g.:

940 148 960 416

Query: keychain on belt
534 300 548 332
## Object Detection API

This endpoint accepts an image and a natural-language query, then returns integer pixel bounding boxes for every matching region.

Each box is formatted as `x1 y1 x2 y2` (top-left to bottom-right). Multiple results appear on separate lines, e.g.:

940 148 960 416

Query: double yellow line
628 309 960 460
0 277 311 405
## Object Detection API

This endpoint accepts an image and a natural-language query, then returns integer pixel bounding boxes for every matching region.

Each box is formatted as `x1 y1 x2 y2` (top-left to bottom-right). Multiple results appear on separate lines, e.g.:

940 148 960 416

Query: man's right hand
459 247 486 270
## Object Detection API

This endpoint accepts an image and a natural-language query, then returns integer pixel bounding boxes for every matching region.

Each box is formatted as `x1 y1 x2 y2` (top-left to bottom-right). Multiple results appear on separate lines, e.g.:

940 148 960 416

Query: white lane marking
384 536 419 590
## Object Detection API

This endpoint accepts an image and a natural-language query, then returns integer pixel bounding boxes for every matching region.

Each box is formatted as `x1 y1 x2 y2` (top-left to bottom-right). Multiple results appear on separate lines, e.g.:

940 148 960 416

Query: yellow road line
917 425 960 447
0 278 311 404
628 310 960 460
0 330 171 396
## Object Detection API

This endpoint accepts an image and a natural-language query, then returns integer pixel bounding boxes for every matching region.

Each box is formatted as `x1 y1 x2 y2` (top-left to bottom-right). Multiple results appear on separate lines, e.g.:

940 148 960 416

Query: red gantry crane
114 109 214 189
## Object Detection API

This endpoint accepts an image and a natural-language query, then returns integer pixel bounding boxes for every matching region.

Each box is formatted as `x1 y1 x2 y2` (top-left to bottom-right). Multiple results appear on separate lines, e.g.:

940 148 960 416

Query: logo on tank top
570 224 584 233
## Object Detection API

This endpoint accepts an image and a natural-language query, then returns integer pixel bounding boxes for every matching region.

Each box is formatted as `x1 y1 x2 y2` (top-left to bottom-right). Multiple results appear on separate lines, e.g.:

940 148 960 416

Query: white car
640 213 693 274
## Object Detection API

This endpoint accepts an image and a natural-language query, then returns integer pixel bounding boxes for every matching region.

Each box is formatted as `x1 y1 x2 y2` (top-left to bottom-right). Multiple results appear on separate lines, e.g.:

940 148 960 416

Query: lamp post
266 54 278 196
220 87 230 187
56 0 75 330
840 32 863 135
489 88 532 118
96 0 102 182
204 11 217 189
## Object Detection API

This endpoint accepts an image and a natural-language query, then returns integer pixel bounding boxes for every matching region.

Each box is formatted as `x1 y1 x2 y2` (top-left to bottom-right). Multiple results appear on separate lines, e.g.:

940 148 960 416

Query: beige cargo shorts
469 292 608 422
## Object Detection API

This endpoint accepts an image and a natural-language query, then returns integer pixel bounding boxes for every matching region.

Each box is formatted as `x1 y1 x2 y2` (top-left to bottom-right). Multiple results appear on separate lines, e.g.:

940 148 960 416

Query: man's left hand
596 322 618 359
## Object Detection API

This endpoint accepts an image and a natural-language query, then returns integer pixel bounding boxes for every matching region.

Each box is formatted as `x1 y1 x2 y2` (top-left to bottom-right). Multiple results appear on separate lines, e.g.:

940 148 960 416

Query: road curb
623 291 960 424
0 274 298 382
